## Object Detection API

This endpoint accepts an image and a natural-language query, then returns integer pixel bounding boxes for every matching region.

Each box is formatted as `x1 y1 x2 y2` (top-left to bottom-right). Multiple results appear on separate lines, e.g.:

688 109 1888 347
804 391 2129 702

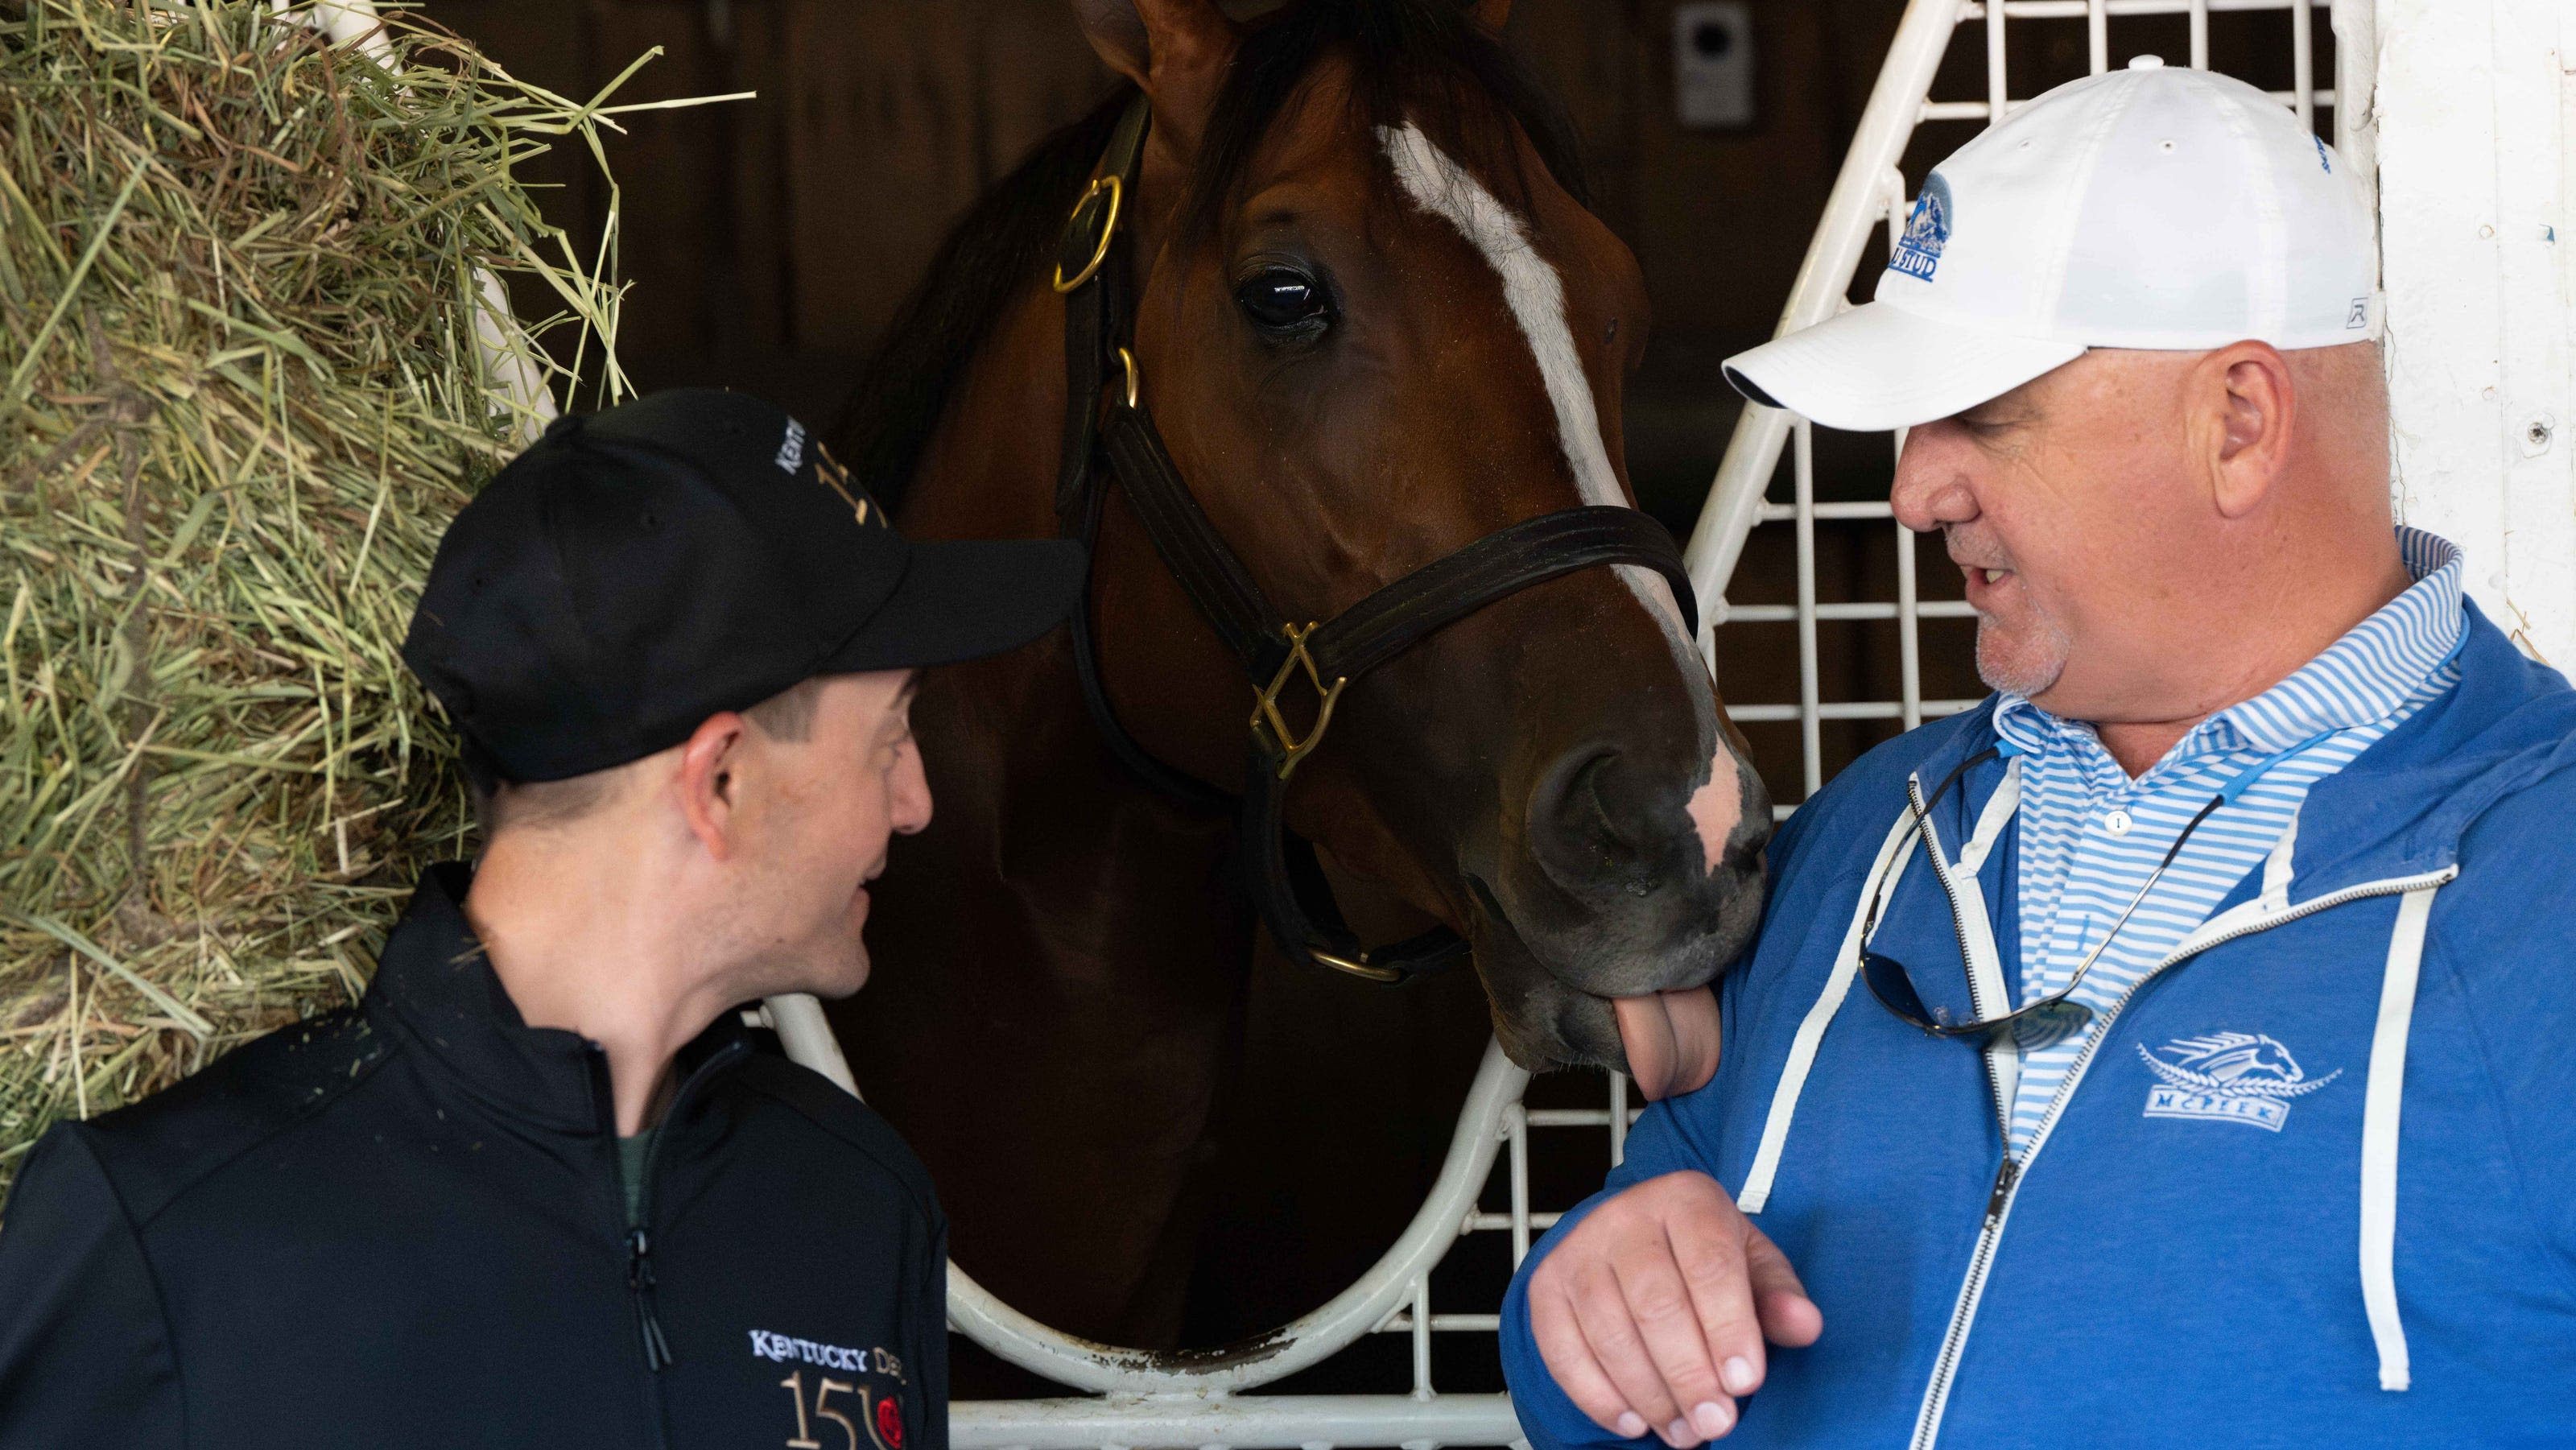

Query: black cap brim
818 537 1087 674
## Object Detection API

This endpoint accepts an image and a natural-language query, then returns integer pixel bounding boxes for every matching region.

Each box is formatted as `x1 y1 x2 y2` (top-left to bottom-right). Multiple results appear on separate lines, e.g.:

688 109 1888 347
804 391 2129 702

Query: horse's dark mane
824 90 1133 513
829 0 1589 513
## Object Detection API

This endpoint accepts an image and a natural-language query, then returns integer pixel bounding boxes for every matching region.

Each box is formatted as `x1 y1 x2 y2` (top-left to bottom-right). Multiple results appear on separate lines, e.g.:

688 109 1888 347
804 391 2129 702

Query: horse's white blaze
1686 748 1744 875
1380 122 1732 870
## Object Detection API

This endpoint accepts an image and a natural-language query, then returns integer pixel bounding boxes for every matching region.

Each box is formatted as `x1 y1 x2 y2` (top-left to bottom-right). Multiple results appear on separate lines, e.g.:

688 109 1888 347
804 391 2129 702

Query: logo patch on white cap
1889 173 1952 282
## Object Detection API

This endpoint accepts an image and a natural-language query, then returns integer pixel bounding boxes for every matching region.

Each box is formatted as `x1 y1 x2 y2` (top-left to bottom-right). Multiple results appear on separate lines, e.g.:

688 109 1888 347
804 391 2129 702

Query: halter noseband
1051 95 1699 985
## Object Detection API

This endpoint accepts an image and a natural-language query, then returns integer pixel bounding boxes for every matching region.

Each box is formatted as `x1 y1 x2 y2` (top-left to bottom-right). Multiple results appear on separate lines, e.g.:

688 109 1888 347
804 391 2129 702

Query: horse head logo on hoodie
2140 1031 2343 1132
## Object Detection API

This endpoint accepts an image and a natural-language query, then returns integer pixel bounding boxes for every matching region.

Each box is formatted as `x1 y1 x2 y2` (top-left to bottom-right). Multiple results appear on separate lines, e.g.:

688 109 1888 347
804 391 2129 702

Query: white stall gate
322 0 2569 1442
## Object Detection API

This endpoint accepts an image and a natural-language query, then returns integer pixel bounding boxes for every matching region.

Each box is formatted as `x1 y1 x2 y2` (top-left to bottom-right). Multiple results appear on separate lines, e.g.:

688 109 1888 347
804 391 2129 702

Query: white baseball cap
1724 56 2381 432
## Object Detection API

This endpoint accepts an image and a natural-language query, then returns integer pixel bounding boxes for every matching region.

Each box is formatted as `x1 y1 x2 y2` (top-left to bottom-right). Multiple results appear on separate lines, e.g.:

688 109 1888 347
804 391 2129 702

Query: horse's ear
1071 0 1236 155
1467 0 1511 31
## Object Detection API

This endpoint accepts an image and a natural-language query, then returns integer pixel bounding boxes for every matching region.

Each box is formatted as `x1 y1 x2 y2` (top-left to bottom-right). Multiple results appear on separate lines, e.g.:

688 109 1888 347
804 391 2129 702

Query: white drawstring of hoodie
1736 761 2438 1392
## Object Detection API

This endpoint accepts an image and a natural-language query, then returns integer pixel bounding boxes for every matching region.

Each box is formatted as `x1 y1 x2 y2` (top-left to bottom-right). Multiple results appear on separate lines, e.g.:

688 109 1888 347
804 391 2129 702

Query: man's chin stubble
1975 615 2071 699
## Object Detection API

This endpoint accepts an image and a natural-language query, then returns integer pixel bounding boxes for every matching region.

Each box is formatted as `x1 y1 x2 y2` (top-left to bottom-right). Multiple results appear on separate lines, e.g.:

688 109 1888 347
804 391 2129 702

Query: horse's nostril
1531 747 1655 892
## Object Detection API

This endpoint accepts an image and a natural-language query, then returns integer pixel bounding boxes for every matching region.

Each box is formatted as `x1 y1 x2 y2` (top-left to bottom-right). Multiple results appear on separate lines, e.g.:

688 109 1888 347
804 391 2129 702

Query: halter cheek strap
1050 93 1699 984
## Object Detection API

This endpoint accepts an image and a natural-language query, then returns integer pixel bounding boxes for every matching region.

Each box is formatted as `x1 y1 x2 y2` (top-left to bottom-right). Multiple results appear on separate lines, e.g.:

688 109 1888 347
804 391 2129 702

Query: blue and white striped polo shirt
1989 527 2465 1151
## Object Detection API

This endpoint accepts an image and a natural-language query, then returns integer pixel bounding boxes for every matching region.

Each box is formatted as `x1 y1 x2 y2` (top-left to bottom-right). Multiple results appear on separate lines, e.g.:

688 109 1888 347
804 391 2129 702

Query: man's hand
1526 1171 1821 1445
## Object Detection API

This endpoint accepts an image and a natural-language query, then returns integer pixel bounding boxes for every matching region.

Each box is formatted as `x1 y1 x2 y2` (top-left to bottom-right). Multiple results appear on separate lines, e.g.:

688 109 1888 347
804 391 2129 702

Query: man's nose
893 748 933 835
1890 421 1981 533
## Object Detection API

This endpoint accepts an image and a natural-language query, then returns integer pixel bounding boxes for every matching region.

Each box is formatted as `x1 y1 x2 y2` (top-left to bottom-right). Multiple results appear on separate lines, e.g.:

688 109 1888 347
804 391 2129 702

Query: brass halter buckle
1309 948 1405 984
1051 175 1124 293
1250 622 1348 781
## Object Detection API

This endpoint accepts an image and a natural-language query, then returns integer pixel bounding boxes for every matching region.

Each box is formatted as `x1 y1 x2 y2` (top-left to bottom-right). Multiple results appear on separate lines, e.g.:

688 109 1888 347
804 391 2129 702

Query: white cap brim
1721 302 2087 432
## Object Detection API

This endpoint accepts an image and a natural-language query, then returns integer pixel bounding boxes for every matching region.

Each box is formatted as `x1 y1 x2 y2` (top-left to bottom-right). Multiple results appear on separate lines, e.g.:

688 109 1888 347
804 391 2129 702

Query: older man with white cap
1497 57 2576 1448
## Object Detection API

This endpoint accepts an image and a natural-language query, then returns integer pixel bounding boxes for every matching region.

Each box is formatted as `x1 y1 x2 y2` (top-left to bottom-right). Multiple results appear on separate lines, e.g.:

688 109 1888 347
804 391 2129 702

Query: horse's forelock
1178 0 1589 249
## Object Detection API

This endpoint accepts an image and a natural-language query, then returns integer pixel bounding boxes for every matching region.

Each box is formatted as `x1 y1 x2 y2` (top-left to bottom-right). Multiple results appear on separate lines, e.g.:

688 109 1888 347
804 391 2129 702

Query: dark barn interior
418 0 2328 1399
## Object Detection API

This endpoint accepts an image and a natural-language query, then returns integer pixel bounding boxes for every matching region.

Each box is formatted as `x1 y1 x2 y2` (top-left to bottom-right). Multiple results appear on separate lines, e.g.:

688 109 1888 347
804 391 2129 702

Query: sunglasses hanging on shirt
1860 730 2330 1047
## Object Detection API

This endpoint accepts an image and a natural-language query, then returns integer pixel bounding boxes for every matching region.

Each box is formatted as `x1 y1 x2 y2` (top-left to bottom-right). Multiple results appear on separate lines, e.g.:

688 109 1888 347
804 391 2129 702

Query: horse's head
1076 0 1771 1074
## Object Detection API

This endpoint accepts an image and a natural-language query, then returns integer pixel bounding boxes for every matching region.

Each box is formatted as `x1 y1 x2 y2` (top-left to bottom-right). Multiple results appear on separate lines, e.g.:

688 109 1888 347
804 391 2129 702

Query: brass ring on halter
1310 948 1406 984
1051 175 1123 293
1117 346 1140 410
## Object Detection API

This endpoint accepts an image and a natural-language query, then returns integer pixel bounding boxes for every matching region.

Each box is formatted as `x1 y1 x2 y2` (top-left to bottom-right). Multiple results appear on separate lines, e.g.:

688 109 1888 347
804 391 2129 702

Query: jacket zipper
1904 865 2457 1450
605 1036 751 1445
628 1227 675 1370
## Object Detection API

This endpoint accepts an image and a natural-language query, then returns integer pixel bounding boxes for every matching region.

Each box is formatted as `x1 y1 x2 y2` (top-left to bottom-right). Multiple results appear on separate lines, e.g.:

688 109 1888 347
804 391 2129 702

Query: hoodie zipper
1904 865 2458 1450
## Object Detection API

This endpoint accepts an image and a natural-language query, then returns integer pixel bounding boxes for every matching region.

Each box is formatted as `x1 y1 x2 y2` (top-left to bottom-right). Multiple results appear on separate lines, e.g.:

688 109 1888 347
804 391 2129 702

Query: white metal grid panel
771 1002 1637 1450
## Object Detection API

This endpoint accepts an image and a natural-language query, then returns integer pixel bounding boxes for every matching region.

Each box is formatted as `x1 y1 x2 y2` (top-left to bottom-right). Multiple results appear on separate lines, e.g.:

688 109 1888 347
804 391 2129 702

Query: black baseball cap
402 388 1084 784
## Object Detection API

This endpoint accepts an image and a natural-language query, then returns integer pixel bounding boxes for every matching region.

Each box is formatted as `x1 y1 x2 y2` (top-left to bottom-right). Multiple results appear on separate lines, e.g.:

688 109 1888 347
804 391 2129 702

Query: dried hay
0 0 677 1192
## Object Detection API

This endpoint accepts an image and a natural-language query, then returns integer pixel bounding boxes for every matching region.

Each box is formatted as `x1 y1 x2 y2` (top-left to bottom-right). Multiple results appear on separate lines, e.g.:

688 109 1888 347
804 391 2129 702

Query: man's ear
2205 341 2297 520
675 712 753 864
1468 0 1512 31
1070 0 1236 157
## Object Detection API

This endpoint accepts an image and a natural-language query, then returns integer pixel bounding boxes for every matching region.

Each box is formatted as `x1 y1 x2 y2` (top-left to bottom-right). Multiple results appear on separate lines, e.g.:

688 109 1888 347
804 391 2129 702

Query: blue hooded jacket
1501 604 2576 1448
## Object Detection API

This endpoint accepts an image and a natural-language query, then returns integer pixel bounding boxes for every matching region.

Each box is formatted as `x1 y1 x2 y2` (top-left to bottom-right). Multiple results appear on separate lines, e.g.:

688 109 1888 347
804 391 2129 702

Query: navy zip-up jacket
1503 604 2576 1448
0 863 948 1450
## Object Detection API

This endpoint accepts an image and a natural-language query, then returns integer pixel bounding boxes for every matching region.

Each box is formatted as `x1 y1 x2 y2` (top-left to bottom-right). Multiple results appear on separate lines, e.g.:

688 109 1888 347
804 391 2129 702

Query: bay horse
824 0 1772 1353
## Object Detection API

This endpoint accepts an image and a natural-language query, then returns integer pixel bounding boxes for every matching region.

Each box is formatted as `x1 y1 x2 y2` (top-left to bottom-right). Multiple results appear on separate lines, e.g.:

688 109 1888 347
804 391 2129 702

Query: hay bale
0 0 658 1191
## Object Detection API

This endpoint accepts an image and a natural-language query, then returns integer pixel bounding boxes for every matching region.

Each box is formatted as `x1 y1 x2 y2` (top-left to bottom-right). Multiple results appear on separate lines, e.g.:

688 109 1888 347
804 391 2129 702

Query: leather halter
1052 95 1699 984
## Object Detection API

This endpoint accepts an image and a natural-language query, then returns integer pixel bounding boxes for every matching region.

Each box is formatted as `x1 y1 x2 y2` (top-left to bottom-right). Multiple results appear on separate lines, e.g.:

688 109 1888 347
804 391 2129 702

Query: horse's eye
1235 268 1329 335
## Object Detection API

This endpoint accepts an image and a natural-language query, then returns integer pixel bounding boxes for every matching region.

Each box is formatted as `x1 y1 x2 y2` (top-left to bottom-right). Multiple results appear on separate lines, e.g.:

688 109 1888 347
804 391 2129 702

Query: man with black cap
0 389 1086 1449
